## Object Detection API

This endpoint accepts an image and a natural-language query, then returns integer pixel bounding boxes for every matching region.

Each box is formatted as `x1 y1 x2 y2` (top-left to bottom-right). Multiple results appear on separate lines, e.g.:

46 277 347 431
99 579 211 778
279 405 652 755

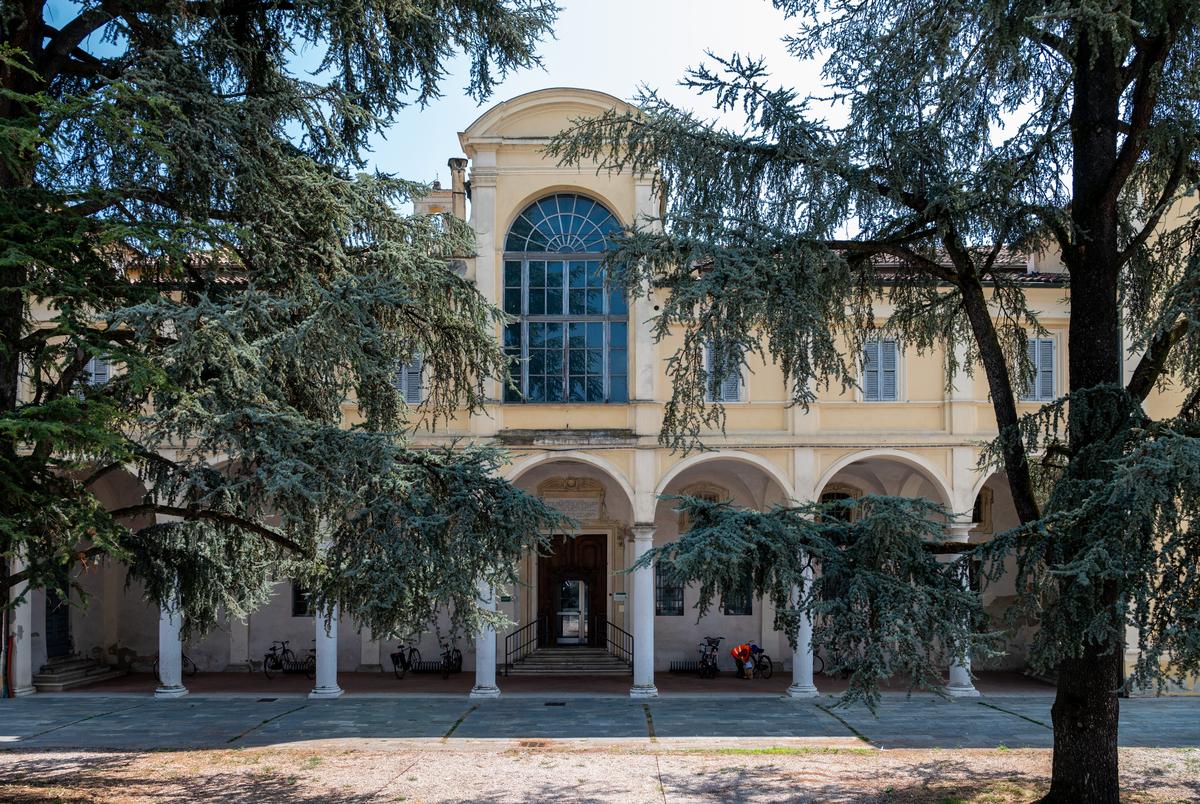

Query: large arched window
502 193 628 403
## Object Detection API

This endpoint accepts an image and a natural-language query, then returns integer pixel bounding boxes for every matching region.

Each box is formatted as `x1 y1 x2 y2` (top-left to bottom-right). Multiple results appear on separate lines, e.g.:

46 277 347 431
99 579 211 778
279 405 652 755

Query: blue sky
367 0 825 184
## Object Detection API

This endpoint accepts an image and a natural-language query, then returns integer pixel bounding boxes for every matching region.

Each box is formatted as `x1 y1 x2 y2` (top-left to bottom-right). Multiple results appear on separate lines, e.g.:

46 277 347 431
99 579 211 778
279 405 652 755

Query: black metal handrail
589 614 634 671
503 615 547 676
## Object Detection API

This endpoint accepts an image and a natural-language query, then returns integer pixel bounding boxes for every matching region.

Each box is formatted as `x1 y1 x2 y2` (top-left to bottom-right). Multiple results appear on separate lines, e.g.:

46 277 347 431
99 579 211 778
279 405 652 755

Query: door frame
525 526 620 644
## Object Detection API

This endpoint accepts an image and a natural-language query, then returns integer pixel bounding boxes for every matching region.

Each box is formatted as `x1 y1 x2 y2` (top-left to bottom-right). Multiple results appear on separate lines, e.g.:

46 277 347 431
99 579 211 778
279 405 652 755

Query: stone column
787 554 819 698
945 525 980 697
470 580 500 699
629 524 658 698
154 597 188 699
226 615 251 672
309 605 343 699
7 555 36 697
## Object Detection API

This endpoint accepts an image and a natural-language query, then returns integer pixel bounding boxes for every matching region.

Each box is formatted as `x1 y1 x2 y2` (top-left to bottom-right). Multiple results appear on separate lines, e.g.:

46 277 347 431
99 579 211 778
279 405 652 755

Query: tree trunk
1045 645 1123 803
1043 23 1126 803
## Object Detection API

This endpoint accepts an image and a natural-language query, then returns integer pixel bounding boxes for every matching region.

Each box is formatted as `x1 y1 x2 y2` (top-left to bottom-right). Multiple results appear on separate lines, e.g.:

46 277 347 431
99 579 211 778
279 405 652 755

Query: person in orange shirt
730 643 754 678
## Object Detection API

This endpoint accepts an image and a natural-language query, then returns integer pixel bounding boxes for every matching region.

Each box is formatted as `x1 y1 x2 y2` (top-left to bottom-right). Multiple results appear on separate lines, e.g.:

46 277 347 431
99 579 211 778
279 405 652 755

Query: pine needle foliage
551 2 1199 799
0 1 563 645
649 494 986 709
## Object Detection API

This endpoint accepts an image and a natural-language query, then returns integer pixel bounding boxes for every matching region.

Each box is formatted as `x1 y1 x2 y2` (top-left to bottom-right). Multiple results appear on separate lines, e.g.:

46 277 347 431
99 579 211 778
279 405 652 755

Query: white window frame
704 342 745 403
860 338 901 402
394 354 425 404
1020 337 1057 402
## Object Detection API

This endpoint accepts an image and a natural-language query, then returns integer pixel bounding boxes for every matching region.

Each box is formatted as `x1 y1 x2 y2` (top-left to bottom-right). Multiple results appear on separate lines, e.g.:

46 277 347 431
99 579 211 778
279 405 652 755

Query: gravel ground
2 744 1198 802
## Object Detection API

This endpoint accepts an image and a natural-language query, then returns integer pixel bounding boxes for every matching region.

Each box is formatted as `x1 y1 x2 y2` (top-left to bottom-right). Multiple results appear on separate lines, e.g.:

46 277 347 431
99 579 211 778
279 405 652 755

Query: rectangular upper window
1021 338 1056 402
862 338 899 401
705 342 742 402
394 354 424 404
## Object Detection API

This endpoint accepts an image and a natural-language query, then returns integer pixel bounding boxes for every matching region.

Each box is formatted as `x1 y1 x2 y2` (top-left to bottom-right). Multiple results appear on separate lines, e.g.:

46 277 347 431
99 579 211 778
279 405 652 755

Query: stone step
32 664 119 685
33 667 127 692
37 657 98 674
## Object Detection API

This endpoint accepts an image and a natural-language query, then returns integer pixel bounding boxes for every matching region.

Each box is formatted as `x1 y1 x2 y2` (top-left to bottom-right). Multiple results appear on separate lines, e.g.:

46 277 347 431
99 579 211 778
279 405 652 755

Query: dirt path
2 744 1197 802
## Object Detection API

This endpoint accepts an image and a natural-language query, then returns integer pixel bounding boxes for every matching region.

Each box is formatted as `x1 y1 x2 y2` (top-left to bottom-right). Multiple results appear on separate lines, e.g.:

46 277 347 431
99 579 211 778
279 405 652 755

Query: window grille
655 563 684 616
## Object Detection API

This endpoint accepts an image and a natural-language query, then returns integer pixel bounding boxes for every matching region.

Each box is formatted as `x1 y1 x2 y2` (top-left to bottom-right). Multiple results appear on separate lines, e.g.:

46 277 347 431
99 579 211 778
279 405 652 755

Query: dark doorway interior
45 590 71 659
537 534 607 647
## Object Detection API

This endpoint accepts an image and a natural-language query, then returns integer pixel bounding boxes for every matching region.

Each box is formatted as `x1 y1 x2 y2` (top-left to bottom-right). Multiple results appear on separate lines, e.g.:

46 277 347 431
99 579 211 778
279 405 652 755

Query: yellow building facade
12 87 1189 699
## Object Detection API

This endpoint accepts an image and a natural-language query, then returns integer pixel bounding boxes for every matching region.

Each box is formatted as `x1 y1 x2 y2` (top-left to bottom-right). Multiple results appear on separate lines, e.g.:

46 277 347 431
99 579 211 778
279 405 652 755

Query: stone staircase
507 646 632 676
33 655 127 692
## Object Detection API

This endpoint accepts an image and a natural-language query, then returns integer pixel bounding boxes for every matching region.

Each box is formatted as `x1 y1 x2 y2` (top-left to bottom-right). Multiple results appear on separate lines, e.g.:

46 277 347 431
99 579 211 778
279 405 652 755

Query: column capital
947 522 977 541
631 523 655 542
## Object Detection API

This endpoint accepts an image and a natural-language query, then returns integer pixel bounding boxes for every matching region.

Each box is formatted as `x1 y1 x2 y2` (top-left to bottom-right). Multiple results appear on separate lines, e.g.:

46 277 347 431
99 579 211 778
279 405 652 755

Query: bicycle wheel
281 649 296 667
153 657 160 684
182 656 198 676
759 655 773 679
813 654 825 675
264 654 281 679
303 655 316 680
392 652 406 680
451 649 463 674
441 657 451 680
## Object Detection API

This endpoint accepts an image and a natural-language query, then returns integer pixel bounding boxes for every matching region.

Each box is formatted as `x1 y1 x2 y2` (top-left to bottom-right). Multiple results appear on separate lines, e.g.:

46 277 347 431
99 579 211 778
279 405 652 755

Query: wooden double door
537 534 607 647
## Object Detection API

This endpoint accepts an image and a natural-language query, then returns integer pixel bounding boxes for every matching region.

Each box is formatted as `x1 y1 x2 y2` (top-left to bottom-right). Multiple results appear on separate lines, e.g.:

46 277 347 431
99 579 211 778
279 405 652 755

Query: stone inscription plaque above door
537 476 608 523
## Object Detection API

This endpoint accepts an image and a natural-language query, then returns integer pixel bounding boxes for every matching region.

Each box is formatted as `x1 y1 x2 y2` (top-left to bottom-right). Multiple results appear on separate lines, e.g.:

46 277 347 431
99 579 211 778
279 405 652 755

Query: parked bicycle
390 643 422 679
697 635 724 678
263 640 315 680
439 642 463 679
153 653 198 683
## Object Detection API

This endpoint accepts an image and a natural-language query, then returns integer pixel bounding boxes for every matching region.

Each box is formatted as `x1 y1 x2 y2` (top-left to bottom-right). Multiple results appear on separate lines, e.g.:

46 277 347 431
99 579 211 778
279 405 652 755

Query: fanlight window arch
503 193 628 403
504 193 621 253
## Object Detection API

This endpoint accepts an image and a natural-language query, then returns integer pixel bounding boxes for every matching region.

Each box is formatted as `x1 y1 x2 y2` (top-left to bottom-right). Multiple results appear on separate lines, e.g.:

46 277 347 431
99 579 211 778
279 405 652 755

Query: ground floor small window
291 583 314 617
655 563 684 616
723 587 753 616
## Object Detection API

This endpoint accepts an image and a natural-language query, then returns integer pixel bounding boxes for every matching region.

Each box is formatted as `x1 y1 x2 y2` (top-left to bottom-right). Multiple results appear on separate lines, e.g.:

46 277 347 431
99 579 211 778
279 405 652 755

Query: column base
154 685 189 699
469 684 501 699
786 683 819 698
945 683 981 698
10 685 36 698
308 685 344 700
629 684 659 699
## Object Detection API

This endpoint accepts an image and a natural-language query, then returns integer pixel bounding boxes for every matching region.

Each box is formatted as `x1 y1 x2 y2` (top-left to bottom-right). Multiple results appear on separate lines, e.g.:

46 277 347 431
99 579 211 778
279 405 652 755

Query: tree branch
1126 319 1188 402
108 503 304 553
1117 140 1189 268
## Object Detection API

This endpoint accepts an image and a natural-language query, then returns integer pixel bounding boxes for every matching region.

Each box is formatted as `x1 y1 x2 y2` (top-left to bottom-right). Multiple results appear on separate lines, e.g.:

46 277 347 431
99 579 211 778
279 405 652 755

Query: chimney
448 157 468 220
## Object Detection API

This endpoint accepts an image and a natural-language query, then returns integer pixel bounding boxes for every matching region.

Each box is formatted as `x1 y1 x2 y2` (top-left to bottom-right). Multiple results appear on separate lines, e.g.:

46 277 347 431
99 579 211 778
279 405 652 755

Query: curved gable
459 87 633 151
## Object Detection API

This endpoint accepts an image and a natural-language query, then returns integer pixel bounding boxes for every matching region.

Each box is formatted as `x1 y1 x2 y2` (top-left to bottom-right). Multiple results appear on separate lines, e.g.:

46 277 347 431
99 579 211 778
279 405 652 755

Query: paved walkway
2 694 1196 752
65 668 1055 697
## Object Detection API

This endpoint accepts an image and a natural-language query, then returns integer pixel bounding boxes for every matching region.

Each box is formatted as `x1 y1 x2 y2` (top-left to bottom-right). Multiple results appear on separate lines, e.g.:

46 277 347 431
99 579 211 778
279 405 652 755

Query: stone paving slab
1 694 1196 752
647 698 850 740
458 698 651 739
826 695 1055 749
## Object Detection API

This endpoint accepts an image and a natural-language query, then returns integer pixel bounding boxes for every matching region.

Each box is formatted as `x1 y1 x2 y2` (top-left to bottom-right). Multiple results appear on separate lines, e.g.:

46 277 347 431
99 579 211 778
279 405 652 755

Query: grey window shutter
863 340 880 400
404 354 423 404
88 357 109 385
720 359 741 402
1023 339 1038 399
1037 339 1055 400
880 339 898 400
